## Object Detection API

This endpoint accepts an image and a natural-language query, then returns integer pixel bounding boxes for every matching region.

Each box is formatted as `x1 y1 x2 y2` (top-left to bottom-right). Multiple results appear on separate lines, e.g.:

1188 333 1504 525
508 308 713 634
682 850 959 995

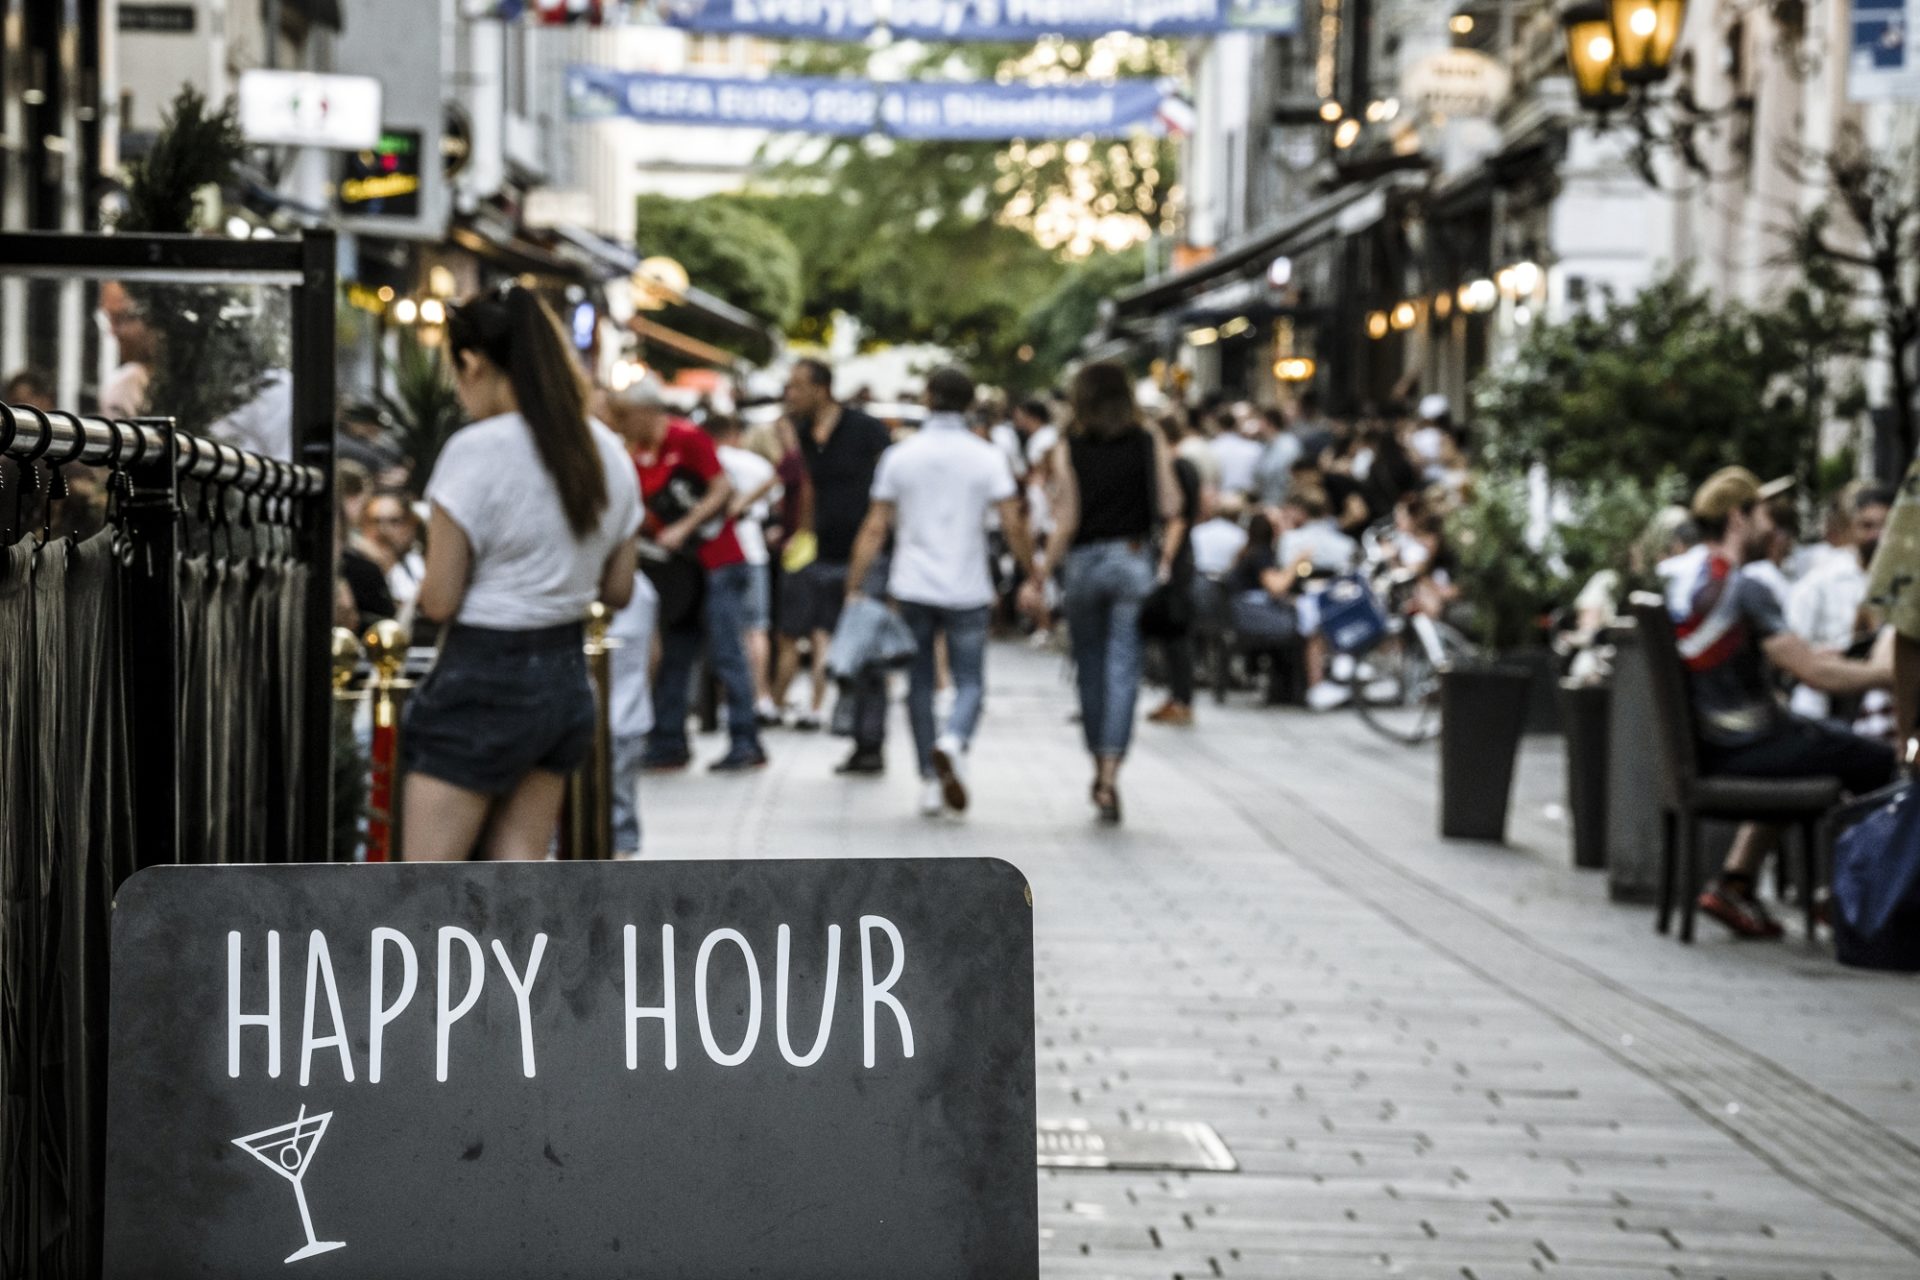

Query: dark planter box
1558 680 1611 870
1439 665 1533 843
1510 646 1564 735
1604 622 1663 902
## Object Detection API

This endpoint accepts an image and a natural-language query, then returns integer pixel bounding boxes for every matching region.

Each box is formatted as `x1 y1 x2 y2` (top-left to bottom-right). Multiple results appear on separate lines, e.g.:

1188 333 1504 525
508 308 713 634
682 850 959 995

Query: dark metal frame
0 229 338 862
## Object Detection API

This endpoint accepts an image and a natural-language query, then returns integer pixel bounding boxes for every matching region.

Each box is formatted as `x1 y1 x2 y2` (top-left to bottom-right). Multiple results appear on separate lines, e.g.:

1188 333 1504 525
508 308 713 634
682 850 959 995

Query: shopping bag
1318 574 1390 654
825 597 917 681
1832 781 1920 972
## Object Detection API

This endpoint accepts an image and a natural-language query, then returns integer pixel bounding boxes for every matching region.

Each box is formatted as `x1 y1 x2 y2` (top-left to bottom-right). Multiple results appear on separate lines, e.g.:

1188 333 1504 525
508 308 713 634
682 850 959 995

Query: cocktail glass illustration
233 1105 347 1264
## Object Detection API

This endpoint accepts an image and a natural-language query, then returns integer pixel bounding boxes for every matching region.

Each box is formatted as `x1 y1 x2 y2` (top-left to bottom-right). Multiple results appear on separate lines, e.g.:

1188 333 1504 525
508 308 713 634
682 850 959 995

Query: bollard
562 602 621 860
362 619 415 862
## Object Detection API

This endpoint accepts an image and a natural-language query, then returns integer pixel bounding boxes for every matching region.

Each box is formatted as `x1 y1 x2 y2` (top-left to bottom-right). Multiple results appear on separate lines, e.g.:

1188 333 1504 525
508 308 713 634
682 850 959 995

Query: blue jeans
611 732 645 853
649 561 762 758
1063 540 1156 760
898 601 990 778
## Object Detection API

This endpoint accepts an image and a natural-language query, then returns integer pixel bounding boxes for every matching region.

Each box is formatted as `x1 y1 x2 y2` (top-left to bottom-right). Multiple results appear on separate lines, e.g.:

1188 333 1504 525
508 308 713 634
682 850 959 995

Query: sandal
1093 784 1122 826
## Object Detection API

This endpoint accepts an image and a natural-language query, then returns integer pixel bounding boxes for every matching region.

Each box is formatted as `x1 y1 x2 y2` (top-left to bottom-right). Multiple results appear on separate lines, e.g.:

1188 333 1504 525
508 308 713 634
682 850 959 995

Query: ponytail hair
448 285 608 540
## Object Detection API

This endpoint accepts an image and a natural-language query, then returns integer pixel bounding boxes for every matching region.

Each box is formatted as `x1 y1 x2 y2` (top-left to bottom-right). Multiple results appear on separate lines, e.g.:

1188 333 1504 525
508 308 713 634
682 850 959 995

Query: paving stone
644 645 1920 1277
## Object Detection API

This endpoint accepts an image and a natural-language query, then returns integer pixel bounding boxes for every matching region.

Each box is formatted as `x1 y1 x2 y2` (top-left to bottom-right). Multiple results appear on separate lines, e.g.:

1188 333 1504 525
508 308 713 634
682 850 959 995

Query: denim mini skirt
401 621 593 796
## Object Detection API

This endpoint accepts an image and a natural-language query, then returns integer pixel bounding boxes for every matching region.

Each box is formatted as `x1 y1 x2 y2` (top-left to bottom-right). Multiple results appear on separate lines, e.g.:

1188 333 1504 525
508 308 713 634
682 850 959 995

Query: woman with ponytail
402 284 643 859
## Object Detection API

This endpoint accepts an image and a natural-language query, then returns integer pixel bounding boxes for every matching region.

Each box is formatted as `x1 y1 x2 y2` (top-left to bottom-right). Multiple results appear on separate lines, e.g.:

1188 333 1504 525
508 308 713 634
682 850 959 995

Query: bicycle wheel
1353 626 1446 746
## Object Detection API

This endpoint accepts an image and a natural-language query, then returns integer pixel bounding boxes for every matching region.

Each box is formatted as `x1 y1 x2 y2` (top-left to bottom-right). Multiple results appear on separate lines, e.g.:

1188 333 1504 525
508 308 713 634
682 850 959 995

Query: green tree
632 194 805 331
1021 244 1147 382
737 35 1179 379
1472 273 1833 489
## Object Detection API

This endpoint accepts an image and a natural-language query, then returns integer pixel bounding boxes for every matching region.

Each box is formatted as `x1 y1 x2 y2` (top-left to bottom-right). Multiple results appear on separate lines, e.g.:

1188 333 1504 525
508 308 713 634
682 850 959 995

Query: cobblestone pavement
644 645 1920 1280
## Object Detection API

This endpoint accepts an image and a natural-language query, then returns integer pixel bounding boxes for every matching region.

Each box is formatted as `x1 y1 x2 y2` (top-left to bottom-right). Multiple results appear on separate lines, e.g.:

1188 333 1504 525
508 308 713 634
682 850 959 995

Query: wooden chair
1627 597 1840 943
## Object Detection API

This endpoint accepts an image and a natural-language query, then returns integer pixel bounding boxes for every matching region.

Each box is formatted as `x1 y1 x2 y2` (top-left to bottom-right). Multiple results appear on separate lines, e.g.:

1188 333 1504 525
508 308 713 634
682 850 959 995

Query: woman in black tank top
1029 362 1184 824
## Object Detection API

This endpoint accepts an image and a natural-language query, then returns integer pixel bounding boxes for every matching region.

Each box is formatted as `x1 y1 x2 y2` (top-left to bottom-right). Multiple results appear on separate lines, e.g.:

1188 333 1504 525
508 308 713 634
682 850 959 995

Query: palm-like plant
379 334 465 484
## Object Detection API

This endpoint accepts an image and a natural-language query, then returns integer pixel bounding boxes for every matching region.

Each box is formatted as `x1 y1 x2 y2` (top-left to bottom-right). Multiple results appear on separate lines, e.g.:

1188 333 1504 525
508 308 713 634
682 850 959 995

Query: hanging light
1366 311 1391 340
1273 357 1317 383
1390 301 1419 331
1609 0 1687 85
1560 1 1629 115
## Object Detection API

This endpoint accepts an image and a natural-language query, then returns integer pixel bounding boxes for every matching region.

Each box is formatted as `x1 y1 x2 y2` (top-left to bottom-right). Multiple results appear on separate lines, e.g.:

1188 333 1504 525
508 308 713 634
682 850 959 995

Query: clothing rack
0 229 339 1280
0 404 325 497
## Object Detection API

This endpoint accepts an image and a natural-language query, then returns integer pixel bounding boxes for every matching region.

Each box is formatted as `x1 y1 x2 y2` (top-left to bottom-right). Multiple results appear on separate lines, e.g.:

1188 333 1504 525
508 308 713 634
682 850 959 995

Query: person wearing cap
1666 466 1895 938
609 379 769 775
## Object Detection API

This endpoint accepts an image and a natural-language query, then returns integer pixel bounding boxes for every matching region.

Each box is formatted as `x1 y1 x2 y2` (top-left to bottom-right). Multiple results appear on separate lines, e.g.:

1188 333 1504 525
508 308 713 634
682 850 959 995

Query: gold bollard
363 619 415 862
563 602 621 860
331 628 366 700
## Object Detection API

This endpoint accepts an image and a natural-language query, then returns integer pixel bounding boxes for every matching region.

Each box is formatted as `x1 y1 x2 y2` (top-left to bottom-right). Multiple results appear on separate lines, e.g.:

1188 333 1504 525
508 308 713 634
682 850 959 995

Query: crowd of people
323 285 1486 856
228 285 1908 933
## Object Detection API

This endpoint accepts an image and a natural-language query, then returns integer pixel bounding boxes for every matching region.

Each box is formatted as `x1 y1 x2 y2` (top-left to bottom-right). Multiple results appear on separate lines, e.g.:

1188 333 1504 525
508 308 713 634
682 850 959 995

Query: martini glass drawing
233 1104 347 1264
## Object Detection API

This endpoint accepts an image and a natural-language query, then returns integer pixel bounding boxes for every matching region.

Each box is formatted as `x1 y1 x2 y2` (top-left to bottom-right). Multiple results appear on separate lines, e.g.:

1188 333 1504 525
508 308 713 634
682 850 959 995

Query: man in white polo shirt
847 366 1040 817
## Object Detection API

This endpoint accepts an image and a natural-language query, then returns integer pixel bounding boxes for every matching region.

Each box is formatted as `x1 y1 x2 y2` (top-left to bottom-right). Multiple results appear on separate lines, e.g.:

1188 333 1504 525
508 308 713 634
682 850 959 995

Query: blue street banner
1850 0 1920 100
568 65 1177 139
653 0 1297 40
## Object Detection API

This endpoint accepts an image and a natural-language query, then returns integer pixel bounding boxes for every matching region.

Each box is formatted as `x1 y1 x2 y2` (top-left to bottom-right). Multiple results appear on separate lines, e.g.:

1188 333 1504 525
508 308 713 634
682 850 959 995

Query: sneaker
834 749 886 777
1147 702 1194 726
755 699 783 728
1305 682 1352 711
932 734 969 813
1361 678 1404 704
709 745 769 774
1698 884 1785 939
641 749 691 773
792 711 824 733
919 779 946 817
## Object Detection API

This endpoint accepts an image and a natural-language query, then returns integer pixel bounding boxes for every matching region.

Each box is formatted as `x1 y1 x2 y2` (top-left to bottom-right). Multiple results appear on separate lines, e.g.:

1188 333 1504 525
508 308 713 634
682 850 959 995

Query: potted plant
1435 475 1554 842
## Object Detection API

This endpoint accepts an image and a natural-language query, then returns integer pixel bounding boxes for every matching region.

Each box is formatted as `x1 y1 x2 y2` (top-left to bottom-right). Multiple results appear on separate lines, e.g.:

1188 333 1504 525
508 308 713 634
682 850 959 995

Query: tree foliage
1786 125 1920 474
732 35 1178 383
632 193 804 331
1471 273 1855 493
1022 244 1147 379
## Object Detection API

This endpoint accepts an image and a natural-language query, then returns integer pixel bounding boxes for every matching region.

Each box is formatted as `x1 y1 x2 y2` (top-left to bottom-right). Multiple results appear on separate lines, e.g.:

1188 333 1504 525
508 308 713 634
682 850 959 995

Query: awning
548 223 778 352
451 218 588 283
629 315 740 369
1114 170 1427 322
284 0 344 32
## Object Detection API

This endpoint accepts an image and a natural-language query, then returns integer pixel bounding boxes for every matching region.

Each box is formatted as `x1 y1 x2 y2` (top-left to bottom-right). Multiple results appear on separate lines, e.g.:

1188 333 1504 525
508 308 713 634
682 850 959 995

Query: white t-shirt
718 444 780 566
1280 519 1359 574
1190 518 1248 577
426 412 642 629
871 413 1017 610
1208 432 1262 496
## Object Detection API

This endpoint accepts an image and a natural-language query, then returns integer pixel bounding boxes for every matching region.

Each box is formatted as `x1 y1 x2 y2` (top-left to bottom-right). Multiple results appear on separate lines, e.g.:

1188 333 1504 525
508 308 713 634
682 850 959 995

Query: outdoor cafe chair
1627 597 1840 944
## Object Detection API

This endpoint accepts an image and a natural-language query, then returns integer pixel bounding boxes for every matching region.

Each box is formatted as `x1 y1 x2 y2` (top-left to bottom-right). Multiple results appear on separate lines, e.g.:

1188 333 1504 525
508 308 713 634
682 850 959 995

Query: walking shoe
641 749 691 773
792 711 824 733
709 746 769 773
1305 682 1353 711
754 699 783 728
834 749 885 777
1698 883 1785 940
919 779 946 817
1147 701 1193 726
932 734 969 813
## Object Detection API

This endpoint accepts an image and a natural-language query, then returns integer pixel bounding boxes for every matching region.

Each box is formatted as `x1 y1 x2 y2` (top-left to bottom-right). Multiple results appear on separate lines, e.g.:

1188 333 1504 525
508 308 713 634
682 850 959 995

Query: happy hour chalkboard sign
103 859 1037 1279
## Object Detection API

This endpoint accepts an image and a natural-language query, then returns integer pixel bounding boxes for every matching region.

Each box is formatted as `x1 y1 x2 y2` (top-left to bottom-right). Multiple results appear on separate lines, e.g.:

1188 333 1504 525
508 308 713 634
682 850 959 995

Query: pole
361 620 413 862
294 231 338 862
562 604 618 860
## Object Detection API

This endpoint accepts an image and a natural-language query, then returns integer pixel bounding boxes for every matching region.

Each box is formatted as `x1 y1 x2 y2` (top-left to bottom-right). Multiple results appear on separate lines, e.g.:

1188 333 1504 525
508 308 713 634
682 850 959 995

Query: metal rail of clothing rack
0 405 325 496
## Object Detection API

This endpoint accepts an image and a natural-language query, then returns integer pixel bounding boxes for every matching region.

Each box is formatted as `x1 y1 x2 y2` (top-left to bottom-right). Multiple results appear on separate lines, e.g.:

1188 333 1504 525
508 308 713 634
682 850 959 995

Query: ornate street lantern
1561 2 1629 115
1609 0 1687 85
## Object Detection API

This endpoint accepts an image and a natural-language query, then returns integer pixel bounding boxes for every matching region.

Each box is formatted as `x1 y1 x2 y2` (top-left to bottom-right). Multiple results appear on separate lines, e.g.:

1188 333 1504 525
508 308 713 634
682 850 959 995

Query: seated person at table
1665 467 1897 939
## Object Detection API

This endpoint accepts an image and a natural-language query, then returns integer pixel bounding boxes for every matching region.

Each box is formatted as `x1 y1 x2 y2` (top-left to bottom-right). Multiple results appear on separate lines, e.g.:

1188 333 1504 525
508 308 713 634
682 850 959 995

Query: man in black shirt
777 358 895 773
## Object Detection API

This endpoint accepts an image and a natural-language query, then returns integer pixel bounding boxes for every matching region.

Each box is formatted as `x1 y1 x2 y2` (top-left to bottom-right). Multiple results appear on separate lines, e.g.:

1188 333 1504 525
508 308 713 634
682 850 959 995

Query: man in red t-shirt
610 383 766 773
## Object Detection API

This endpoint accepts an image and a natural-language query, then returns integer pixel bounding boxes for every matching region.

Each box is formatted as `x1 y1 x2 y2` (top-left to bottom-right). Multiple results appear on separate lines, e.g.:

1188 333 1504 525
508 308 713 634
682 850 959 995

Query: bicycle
1323 528 1479 746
